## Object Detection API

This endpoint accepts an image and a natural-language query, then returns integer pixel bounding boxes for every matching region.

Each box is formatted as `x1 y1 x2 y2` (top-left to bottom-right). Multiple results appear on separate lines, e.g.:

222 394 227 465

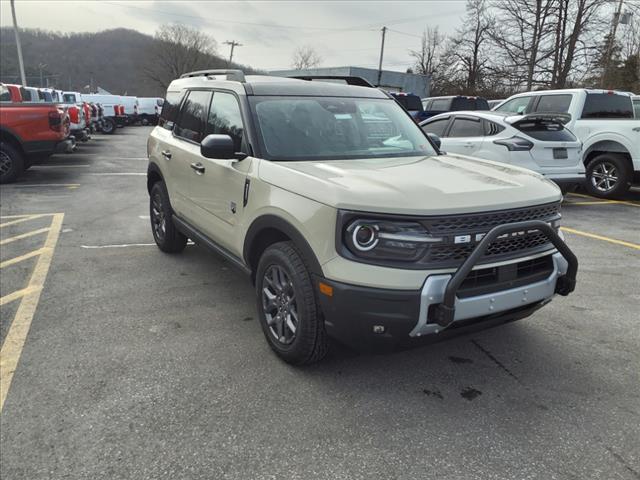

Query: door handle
161 150 172 159
190 162 205 175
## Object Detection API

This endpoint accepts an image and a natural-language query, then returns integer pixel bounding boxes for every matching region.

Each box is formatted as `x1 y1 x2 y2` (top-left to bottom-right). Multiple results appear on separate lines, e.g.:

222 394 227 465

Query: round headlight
352 224 379 251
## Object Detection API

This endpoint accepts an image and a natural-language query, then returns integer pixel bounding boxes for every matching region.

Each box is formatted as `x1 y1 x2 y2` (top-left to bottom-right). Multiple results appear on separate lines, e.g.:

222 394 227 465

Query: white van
81 94 126 134
137 97 163 125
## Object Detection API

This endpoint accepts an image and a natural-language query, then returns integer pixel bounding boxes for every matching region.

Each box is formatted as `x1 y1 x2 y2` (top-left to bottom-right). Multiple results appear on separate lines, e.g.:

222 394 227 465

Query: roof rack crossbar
180 69 246 82
290 76 375 88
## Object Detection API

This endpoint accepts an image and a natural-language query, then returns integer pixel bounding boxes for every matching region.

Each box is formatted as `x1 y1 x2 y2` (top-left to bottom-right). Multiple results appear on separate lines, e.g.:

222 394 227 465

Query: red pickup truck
0 83 74 183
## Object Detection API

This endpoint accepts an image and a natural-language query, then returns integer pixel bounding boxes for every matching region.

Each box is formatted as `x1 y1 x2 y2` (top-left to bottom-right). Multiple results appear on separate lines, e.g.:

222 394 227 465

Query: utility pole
224 40 243 66
601 0 624 87
10 0 27 86
38 63 47 88
376 26 387 87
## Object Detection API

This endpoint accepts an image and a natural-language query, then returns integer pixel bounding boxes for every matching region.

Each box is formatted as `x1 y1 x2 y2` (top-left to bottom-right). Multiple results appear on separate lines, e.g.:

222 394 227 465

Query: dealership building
270 66 430 98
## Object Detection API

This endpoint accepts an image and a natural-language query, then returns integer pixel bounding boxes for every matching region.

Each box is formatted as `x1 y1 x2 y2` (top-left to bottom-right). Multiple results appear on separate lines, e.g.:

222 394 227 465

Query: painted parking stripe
0 214 50 228
0 228 50 246
85 173 146 176
7 184 80 188
80 241 194 249
31 164 91 168
0 213 64 411
561 227 640 250
0 285 41 307
0 248 44 268
566 192 640 208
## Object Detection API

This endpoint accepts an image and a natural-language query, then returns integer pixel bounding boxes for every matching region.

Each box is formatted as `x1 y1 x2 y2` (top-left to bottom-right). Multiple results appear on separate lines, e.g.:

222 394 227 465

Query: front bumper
317 220 578 352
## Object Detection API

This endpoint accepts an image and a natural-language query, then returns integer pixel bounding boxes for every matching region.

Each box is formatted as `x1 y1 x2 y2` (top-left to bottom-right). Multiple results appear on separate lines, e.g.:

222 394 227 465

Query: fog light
372 325 385 334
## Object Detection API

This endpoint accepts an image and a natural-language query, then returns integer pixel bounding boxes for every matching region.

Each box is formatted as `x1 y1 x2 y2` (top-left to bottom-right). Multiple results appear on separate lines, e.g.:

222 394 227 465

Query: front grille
423 202 561 268
424 203 560 234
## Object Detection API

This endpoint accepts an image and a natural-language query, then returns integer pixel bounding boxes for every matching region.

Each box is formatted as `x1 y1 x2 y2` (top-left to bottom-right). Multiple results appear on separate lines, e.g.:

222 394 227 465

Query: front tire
149 181 187 253
256 242 328 365
585 154 632 198
102 118 115 134
0 141 25 184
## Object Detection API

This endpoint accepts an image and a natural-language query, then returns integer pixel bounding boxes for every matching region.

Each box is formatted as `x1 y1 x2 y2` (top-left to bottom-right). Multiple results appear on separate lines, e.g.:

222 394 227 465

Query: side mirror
427 132 441 150
201 134 247 160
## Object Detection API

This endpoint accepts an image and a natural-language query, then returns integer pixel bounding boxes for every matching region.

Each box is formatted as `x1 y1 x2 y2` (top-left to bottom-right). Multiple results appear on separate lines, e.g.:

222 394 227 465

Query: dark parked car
421 95 490 120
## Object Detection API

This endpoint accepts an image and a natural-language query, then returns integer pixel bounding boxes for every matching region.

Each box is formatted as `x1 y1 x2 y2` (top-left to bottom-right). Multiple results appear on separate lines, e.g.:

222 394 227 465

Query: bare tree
548 0 606 88
491 0 558 90
291 46 322 70
443 0 492 93
409 27 445 77
145 23 219 90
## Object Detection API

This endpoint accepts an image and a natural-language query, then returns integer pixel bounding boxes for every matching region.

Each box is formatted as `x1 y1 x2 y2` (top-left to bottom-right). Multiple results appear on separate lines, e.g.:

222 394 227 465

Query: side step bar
432 220 578 328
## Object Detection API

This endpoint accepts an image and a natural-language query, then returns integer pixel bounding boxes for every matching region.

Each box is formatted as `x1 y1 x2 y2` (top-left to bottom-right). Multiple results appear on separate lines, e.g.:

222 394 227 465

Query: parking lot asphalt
1 127 639 480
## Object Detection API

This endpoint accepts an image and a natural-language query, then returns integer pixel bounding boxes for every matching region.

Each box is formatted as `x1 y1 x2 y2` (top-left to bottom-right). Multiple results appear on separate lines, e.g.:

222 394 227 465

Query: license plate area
553 148 568 159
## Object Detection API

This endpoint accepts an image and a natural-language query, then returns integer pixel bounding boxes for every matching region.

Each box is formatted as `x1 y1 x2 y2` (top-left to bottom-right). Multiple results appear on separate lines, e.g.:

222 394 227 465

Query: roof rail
180 69 246 82
290 76 375 88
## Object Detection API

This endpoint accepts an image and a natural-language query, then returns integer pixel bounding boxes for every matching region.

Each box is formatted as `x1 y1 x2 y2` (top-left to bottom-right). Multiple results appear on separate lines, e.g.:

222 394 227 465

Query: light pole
38 63 47 88
377 26 387 87
10 0 27 86
224 40 243 66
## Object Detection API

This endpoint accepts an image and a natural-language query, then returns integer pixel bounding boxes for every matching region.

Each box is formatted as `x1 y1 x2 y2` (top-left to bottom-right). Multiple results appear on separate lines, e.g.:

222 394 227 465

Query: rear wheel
585 154 632 198
256 242 328 365
0 142 25 184
102 118 115 134
149 181 187 253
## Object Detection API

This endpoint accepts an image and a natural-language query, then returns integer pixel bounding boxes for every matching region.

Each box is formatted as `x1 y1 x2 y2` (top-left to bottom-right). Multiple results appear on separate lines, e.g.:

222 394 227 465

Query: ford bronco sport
147 70 578 365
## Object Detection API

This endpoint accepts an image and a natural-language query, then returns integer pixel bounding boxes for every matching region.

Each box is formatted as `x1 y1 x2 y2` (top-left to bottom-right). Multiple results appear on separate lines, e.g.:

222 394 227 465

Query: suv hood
258 154 561 215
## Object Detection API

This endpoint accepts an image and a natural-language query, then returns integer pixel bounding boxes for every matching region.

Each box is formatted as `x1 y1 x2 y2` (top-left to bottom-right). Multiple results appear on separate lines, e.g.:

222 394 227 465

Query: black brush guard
432 220 578 328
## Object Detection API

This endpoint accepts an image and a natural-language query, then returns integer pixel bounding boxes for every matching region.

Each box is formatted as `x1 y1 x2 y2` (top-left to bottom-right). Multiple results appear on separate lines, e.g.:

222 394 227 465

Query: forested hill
0 27 250 97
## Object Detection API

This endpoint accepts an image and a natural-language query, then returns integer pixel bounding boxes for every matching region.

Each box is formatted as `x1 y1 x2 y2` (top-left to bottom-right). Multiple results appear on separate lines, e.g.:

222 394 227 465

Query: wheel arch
243 215 324 283
583 140 632 166
146 162 164 194
0 127 25 156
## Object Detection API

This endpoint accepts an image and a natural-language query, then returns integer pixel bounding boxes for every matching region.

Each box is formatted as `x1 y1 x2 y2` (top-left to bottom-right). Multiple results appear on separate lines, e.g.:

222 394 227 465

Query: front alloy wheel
261 265 299 345
151 191 166 243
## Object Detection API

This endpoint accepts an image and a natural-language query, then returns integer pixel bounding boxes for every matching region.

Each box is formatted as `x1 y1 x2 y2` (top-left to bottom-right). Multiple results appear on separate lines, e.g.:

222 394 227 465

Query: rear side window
484 120 505 136
582 93 634 119
448 117 484 137
475 98 490 110
63 94 77 103
174 90 212 143
0 85 11 102
634 99 640 119
394 95 422 111
421 118 449 137
495 96 532 114
206 92 245 151
536 95 572 113
430 99 451 111
159 90 185 130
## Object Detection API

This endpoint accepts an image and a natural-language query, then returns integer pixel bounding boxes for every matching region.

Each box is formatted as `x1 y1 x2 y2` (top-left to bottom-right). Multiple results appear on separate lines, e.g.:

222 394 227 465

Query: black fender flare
243 215 324 277
0 126 24 152
146 161 164 193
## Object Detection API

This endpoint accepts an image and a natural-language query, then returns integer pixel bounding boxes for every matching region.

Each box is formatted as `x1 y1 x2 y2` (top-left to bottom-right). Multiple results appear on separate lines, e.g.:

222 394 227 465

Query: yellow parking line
0 228 50 246
0 214 50 228
0 285 42 307
566 193 640 207
566 201 620 206
0 213 64 411
0 248 44 269
561 227 640 250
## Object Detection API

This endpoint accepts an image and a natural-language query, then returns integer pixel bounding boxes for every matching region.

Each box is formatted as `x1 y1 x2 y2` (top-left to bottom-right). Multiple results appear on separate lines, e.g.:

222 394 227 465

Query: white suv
494 89 640 198
147 70 578 365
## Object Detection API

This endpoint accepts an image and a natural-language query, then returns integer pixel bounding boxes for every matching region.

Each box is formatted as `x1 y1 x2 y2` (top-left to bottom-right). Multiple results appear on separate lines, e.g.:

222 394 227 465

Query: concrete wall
270 66 430 98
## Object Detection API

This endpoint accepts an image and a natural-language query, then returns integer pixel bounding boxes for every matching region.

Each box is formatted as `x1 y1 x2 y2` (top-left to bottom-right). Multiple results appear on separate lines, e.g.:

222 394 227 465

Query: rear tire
102 118 115 135
149 181 187 253
256 241 328 365
585 154 632 199
0 141 25 184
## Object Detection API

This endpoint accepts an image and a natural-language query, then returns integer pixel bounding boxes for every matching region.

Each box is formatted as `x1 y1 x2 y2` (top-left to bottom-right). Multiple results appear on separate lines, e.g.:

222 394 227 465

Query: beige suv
147 70 578 365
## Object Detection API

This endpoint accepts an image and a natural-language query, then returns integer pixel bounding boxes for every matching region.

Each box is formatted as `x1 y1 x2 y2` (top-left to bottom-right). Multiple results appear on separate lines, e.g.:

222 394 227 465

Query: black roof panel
244 76 388 98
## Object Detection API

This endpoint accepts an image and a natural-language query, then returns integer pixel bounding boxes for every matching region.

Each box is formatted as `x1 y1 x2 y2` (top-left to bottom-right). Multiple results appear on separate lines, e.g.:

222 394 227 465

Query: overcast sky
0 0 468 71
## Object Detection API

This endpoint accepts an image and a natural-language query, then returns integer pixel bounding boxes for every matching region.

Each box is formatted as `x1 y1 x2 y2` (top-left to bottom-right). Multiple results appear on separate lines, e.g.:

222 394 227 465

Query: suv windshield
250 96 436 161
